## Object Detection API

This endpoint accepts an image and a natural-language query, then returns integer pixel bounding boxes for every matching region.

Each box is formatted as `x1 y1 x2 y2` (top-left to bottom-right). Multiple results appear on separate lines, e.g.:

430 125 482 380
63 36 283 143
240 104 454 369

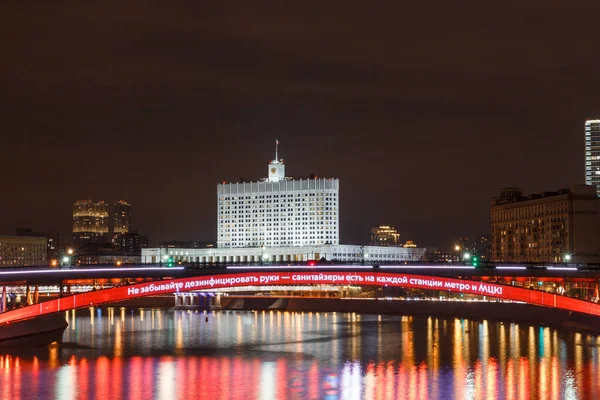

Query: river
1 308 599 399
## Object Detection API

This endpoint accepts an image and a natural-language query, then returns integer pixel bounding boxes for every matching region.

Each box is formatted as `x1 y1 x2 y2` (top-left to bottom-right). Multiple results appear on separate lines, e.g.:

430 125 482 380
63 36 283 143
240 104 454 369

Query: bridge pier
25 285 32 305
175 293 222 311
1 287 5 313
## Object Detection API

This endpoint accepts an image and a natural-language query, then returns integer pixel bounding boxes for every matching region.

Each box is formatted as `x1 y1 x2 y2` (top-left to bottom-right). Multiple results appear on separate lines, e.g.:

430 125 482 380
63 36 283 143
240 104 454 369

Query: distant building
113 232 148 256
403 240 417 248
16 228 59 260
77 254 141 266
491 185 600 264
370 225 401 246
454 236 491 261
160 240 215 249
0 236 47 267
585 119 600 196
112 200 131 235
72 200 109 246
425 247 455 263
217 141 339 248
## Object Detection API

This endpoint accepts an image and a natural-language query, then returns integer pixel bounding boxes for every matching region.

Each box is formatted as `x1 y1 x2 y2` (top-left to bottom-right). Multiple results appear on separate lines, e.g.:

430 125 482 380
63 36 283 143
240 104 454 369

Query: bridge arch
2 271 600 325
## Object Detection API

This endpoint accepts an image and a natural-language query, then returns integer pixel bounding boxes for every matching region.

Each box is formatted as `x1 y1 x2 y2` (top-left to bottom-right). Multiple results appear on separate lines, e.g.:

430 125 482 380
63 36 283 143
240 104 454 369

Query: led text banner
1 272 600 325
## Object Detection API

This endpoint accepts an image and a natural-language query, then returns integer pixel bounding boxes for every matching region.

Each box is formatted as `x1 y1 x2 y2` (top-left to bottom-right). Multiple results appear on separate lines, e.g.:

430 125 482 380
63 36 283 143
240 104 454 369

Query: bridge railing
2 261 600 271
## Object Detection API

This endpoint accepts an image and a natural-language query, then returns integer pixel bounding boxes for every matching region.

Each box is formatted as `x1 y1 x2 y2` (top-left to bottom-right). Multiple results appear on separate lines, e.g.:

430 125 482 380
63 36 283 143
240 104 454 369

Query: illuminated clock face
271 168 277 174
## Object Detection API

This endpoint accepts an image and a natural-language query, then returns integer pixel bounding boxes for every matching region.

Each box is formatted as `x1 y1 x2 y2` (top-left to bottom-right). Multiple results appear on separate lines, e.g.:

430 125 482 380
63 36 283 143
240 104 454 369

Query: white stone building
142 141 426 265
142 244 425 264
217 145 339 248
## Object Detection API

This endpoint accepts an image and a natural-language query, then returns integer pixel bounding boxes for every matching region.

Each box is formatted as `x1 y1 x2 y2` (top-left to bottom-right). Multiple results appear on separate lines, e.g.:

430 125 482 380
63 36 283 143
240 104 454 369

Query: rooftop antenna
275 139 279 162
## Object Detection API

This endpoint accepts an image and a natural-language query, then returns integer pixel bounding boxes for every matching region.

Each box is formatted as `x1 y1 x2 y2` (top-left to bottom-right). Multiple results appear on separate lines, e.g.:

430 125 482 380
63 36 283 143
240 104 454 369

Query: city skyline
2 2 599 247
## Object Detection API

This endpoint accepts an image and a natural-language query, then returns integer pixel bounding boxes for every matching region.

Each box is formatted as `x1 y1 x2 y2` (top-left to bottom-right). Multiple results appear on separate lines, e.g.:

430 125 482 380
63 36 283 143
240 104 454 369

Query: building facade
16 228 59 260
0 236 47 267
112 200 131 235
113 232 148 256
142 244 425 264
491 186 600 264
217 154 339 248
453 236 492 261
72 200 109 245
585 119 600 196
370 225 401 246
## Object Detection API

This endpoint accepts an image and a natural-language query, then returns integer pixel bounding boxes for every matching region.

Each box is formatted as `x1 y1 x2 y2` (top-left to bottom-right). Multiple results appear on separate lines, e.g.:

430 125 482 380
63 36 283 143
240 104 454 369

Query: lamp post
61 255 71 267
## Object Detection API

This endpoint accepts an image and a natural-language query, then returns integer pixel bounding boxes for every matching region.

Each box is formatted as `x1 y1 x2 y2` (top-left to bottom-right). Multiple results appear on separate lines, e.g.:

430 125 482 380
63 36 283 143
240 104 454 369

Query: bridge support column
197 295 207 309
1 286 6 313
213 294 222 310
25 285 32 305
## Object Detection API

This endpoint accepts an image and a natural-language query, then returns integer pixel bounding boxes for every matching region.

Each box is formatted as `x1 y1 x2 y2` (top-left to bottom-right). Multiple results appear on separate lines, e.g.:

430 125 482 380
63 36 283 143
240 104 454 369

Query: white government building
142 142 425 264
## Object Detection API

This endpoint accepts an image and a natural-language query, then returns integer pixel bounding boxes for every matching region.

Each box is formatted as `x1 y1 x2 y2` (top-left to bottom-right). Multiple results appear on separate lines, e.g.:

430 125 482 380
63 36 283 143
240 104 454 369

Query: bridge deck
1 271 600 325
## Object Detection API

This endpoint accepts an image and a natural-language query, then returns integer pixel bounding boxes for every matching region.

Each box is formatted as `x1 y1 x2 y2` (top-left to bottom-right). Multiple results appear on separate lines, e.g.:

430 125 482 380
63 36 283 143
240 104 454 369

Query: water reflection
0 309 599 399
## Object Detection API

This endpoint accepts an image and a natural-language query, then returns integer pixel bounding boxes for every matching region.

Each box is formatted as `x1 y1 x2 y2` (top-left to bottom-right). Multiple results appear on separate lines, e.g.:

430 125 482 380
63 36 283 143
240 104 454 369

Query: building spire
275 139 279 162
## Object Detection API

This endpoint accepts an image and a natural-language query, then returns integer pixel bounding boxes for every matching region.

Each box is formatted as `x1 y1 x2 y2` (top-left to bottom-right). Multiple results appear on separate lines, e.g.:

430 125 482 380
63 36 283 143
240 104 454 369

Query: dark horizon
2 1 598 248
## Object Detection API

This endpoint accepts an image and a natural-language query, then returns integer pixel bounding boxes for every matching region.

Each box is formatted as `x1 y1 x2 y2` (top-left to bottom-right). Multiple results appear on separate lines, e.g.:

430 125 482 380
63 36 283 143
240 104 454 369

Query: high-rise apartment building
72 200 109 245
491 186 600 264
585 119 600 196
370 225 401 246
217 142 339 248
112 200 131 235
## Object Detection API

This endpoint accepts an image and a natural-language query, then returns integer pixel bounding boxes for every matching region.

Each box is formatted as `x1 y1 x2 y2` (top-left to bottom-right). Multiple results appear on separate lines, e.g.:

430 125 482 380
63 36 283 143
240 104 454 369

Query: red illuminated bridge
2 267 600 327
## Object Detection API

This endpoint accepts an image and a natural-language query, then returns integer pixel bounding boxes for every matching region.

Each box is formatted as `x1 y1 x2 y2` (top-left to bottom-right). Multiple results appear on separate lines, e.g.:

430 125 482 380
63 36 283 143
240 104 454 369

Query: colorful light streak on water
0 309 598 399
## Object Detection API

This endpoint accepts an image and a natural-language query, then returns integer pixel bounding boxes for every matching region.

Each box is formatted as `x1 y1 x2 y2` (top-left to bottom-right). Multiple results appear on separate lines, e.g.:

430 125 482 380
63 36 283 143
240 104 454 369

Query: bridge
1 265 600 326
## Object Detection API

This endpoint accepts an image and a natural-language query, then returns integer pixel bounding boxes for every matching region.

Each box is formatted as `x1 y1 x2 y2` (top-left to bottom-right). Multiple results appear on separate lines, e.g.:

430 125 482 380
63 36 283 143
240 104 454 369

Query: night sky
1 1 599 248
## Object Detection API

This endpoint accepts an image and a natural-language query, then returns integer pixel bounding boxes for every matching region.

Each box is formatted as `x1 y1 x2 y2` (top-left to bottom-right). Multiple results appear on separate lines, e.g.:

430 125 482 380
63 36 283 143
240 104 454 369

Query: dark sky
1 1 599 248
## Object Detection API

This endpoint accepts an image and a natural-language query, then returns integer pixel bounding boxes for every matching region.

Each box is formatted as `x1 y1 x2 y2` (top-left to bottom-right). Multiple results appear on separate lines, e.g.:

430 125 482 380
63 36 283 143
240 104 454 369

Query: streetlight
454 245 462 263
564 254 572 262
463 252 471 260
61 256 71 267
67 248 74 256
